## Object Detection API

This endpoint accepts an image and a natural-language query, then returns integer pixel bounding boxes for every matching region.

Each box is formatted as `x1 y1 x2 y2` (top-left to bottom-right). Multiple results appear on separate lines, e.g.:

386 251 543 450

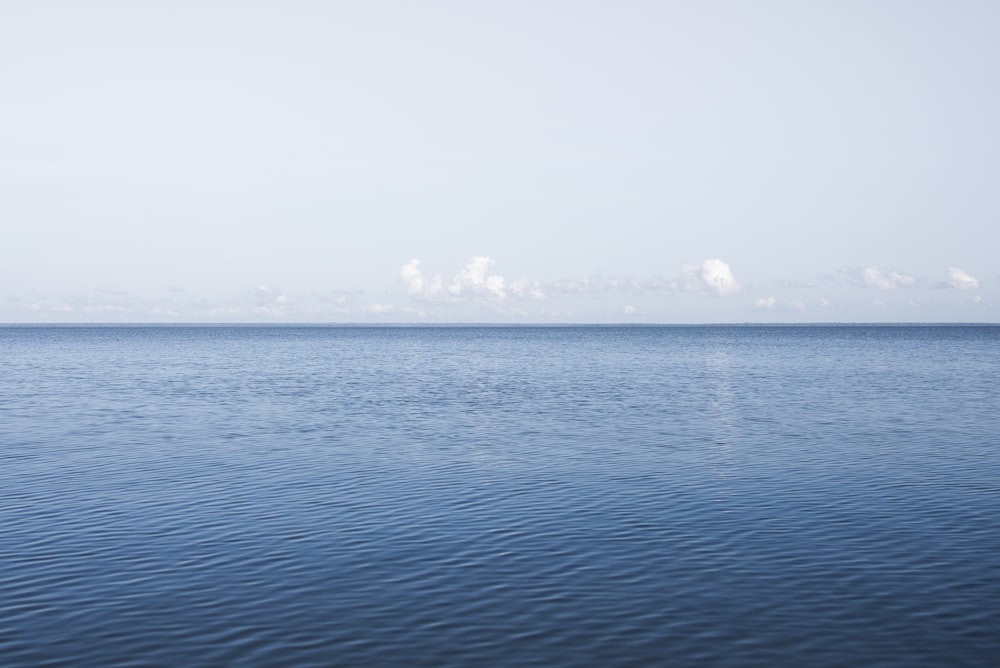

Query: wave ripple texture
2 325 999 666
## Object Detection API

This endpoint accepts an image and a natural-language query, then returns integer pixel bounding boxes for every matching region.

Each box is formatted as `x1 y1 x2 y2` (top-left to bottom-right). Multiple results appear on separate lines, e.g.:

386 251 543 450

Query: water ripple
2 326 999 666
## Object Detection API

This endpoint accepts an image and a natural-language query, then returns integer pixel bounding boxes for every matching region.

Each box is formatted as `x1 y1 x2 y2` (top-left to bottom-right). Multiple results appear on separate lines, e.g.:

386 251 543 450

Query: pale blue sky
2 0 998 322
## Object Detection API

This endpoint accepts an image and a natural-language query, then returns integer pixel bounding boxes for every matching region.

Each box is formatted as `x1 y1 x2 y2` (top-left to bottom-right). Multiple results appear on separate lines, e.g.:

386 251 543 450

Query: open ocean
2 325 998 666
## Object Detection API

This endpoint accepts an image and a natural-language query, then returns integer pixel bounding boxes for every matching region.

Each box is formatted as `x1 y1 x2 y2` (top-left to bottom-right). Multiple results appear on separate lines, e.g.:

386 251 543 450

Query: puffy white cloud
684 258 741 296
948 267 979 290
400 259 443 298
863 266 915 290
401 257 747 311
401 256 516 304
449 255 506 299
623 304 635 315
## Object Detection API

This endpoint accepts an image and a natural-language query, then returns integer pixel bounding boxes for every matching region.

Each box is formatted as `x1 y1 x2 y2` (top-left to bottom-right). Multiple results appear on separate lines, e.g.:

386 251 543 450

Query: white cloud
366 303 395 314
948 267 979 290
623 304 635 315
251 285 289 317
313 289 359 306
401 259 443 298
401 256 516 304
752 295 806 312
551 277 603 296
509 279 546 300
684 258 741 296
449 255 506 299
863 266 915 290
754 296 776 309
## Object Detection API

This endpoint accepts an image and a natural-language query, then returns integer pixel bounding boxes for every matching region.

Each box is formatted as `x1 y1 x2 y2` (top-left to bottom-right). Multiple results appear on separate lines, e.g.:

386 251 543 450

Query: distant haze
3 1 998 322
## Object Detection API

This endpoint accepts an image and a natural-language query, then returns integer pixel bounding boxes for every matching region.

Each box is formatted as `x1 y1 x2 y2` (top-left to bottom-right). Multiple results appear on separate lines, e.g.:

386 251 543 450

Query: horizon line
2 321 998 328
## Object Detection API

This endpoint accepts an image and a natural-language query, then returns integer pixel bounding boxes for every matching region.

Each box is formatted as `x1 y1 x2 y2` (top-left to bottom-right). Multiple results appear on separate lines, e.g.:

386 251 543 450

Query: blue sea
2 325 998 666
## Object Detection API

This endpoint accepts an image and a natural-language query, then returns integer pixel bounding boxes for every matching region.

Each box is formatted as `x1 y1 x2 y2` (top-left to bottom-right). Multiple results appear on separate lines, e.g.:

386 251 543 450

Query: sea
2 325 998 666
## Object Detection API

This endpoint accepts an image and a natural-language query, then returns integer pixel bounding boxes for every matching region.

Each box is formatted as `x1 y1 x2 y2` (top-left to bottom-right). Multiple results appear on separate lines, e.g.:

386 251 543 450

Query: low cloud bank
401 256 543 304
403 256 744 307
863 266 915 290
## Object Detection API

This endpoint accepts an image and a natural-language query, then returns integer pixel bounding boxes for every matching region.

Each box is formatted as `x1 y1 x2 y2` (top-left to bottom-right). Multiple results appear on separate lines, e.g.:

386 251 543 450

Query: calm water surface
2 325 998 666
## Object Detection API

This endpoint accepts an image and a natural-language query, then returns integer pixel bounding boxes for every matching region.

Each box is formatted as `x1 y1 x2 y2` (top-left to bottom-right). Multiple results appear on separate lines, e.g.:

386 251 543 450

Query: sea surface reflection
2 325 998 666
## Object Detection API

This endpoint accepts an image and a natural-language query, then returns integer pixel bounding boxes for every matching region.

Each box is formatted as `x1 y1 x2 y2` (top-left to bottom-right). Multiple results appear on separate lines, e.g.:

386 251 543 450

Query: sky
2 0 998 323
